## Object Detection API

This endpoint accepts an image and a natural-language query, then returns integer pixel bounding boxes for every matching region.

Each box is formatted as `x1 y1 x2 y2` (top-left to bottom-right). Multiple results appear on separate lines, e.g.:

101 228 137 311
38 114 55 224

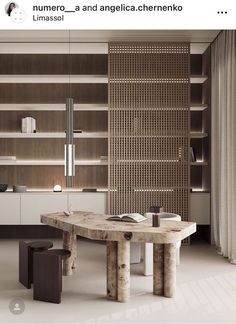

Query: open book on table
107 213 147 223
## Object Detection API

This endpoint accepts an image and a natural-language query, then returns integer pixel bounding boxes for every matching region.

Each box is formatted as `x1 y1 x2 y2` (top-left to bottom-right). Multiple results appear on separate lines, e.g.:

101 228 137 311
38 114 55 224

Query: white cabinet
0 194 20 225
21 194 68 225
190 193 210 225
1 192 210 226
0 192 107 225
68 193 107 214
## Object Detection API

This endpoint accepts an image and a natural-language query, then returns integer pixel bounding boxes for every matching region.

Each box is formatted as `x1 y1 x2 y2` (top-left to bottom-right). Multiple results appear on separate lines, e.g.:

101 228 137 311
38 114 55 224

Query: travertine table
41 211 196 303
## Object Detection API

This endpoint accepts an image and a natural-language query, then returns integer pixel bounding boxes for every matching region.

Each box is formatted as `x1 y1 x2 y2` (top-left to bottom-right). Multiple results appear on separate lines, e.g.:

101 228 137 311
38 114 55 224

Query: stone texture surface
107 241 117 300
41 211 196 244
153 243 164 295
164 243 176 297
117 240 130 303
62 230 77 276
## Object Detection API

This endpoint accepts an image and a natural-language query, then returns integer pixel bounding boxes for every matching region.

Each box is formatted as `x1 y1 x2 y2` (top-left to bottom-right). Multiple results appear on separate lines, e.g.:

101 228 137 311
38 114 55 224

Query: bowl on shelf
0 184 8 192
13 185 27 193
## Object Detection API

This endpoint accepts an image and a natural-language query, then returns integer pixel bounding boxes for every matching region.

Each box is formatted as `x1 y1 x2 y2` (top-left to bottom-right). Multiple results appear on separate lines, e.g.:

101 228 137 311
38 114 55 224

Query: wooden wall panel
109 43 190 220
0 54 107 75
0 84 107 104
191 84 202 104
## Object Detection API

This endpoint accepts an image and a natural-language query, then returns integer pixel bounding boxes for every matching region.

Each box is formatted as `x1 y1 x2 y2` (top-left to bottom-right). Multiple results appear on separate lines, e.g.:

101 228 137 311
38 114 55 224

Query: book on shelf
0 156 16 160
190 147 196 162
65 130 82 133
82 188 97 192
100 156 108 161
107 213 147 223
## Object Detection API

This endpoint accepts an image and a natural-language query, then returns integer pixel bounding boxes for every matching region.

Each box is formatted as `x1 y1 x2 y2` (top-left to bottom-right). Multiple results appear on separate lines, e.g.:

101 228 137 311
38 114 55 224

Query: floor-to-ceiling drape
211 30 236 263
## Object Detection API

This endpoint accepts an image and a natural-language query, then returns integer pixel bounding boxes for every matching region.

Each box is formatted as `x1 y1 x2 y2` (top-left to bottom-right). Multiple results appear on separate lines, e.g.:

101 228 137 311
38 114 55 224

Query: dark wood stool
33 249 71 304
19 240 53 289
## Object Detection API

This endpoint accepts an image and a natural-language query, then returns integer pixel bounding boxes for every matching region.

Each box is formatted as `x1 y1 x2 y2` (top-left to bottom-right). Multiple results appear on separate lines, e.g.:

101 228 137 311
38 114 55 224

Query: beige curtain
211 30 236 263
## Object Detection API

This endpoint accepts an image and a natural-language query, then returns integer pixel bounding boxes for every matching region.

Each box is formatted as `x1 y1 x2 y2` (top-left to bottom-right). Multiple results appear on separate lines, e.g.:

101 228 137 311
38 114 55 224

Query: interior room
0 29 235 323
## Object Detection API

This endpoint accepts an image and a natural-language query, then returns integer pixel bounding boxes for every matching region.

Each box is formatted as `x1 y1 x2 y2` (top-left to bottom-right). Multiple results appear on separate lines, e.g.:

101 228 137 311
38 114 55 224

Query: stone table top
41 211 196 244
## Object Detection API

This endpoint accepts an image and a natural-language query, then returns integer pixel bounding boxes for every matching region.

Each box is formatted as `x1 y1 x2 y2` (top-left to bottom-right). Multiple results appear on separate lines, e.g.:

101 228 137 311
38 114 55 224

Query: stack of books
100 156 108 163
0 156 16 160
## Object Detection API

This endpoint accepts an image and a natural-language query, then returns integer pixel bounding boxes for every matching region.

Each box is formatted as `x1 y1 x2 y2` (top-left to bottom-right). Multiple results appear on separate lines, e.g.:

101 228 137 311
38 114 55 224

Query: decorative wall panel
108 43 190 221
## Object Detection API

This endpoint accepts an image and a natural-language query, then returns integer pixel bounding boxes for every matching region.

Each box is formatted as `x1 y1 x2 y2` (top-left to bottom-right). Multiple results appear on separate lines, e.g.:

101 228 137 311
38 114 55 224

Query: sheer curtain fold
211 30 236 263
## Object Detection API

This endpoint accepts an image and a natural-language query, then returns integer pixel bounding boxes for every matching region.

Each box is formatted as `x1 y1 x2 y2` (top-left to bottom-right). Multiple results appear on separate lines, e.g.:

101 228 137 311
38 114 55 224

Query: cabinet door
0 194 20 225
190 193 210 225
68 193 108 214
21 194 68 225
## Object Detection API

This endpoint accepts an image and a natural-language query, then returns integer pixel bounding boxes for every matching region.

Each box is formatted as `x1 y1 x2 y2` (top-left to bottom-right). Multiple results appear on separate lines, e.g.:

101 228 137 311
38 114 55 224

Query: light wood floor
0 239 235 323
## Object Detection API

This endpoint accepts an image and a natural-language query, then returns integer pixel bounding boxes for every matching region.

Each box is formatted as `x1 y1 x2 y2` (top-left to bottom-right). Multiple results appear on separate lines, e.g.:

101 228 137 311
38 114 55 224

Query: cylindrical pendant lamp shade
65 98 75 187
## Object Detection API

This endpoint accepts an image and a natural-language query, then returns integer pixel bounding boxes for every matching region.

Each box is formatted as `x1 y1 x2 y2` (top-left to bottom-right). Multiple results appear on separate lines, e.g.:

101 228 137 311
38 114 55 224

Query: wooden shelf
190 104 208 111
0 75 108 84
190 75 208 83
2 189 108 193
0 42 108 54
0 104 207 112
0 104 108 111
110 76 208 84
0 160 108 166
191 189 210 193
190 132 208 139
116 159 180 163
74 132 108 138
0 74 208 85
0 42 209 55
0 159 206 166
0 132 108 139
190 161 208 166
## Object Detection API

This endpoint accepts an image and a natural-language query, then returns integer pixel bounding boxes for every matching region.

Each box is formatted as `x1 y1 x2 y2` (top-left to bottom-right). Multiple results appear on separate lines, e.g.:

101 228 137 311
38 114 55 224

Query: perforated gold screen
108 43 190 221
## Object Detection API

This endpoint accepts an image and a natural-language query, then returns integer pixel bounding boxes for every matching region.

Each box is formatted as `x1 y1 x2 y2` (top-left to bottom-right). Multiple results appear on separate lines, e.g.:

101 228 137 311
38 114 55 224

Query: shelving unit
190 46 211 233
0 44 108 191
0 38 211 234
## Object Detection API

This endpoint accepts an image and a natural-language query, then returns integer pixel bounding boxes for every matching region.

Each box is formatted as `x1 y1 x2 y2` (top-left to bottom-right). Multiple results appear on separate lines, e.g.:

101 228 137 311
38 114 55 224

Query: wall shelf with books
190 47 211 236
0 44 108 191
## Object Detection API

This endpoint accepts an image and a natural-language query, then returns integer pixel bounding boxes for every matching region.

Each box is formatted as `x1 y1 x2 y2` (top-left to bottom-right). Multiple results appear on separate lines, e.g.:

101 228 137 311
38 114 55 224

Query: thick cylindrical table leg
164 243 176 297
153 243 164 295
63 231 77 276
107 241 117 300
117 240 130 303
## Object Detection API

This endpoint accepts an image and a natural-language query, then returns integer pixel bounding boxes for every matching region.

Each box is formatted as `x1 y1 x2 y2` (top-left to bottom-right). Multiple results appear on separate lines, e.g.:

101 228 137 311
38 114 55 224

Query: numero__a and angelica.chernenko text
32 3 183 21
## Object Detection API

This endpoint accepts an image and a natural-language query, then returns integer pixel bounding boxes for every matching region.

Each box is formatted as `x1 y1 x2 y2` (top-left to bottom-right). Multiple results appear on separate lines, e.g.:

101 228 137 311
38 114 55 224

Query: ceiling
0 30 220 43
